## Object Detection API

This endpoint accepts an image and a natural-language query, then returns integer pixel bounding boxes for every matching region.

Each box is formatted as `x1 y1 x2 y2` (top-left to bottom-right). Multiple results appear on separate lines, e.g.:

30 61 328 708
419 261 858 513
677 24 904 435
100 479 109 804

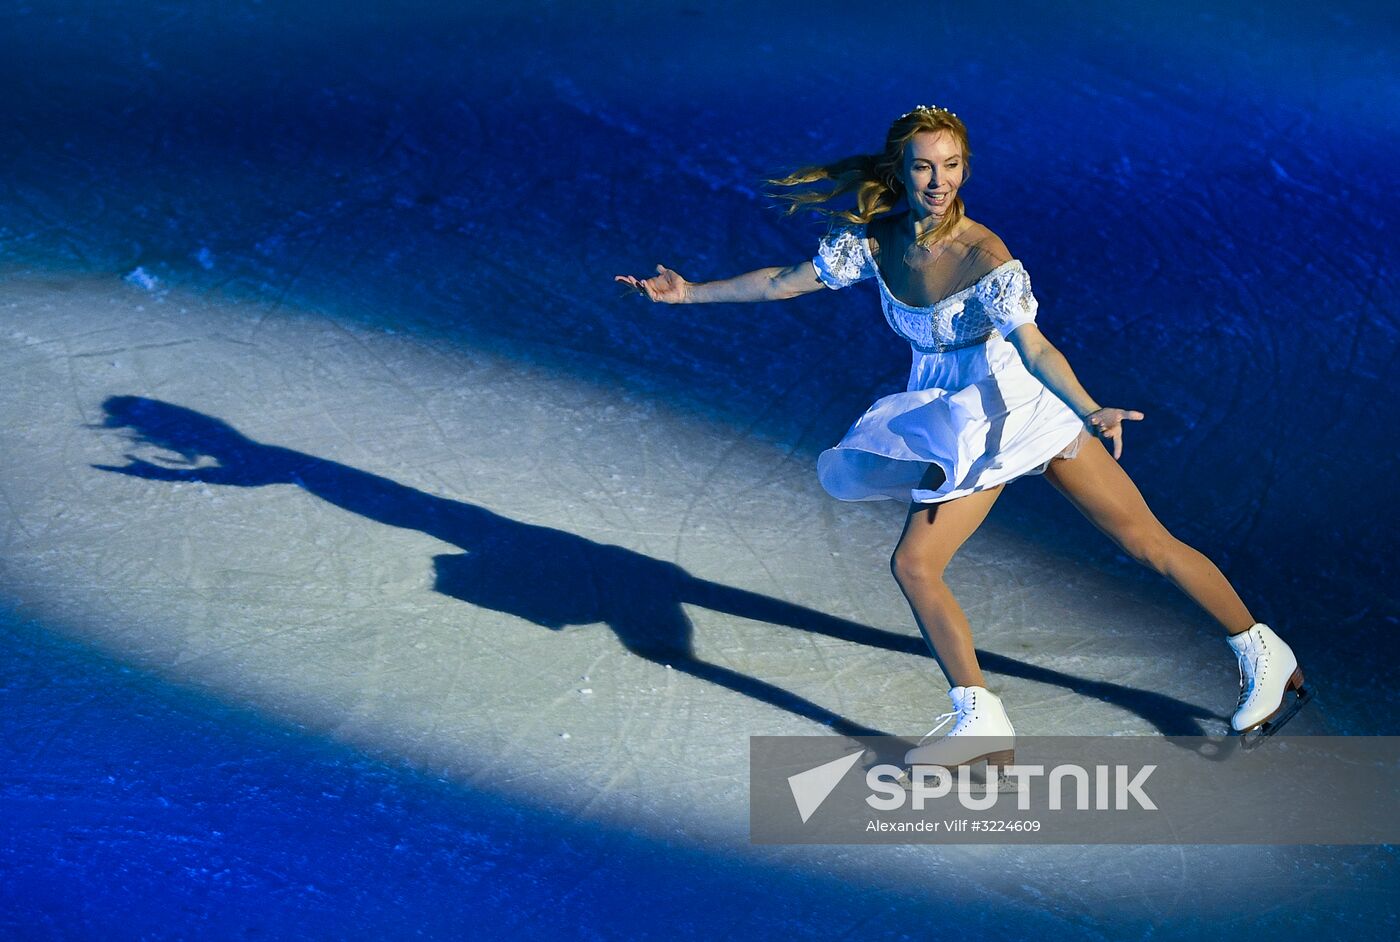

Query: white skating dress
812 221 1088 504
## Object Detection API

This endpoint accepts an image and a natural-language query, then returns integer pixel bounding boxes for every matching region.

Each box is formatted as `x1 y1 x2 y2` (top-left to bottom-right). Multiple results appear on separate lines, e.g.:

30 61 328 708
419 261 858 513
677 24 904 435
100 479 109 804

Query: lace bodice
811 222 1040 353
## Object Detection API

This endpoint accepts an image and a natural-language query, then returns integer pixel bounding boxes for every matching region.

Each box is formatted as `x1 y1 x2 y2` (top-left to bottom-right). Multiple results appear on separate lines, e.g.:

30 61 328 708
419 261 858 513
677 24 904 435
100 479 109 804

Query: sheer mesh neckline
856 224 1022 312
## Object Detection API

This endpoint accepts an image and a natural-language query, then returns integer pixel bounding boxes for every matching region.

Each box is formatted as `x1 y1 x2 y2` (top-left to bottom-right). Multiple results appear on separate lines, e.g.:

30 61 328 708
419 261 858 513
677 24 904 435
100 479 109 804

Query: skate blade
1239 684 1314 752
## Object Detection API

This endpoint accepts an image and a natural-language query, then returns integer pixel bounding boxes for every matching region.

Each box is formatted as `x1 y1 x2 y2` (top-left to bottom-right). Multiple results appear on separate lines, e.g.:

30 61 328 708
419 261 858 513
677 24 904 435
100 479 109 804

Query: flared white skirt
817 334 1087 504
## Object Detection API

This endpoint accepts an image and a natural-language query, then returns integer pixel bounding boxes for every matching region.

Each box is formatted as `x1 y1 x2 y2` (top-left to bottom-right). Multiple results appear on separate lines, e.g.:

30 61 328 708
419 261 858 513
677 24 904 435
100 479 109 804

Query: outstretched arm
1005 323 1144 459
614 260 825 304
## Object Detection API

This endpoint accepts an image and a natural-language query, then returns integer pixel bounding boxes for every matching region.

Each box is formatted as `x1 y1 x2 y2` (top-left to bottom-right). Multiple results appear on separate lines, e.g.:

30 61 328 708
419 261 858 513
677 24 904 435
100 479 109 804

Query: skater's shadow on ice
90 396 1221 741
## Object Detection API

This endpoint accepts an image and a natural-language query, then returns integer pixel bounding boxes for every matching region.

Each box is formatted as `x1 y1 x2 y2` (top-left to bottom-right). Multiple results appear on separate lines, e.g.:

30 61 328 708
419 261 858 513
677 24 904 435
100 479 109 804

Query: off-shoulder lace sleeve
978 261 1039 339
811 223 876 290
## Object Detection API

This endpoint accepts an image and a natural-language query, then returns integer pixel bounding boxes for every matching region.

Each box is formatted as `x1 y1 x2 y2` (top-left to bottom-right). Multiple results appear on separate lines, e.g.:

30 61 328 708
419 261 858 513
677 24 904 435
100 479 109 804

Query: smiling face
901 130 966 220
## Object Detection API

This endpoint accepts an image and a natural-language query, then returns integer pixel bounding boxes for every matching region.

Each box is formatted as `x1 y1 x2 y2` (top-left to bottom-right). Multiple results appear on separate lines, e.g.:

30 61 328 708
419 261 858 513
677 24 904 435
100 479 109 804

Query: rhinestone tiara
899 104 957 119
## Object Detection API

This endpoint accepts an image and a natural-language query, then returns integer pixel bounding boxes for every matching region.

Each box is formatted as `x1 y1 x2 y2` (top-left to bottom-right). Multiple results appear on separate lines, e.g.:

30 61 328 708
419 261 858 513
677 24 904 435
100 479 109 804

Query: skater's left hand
1083 407 1144 460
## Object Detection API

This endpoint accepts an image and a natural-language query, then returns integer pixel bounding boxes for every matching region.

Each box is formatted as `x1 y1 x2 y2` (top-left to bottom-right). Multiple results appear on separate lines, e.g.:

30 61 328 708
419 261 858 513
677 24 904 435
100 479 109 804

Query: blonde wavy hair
763 107 973 249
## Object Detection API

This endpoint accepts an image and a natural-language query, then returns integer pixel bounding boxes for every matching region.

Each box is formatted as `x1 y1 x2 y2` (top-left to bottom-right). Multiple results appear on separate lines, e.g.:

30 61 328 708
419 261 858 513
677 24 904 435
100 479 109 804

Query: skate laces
916 709 961 745
1235 644 1261 708
1235 658 1251 708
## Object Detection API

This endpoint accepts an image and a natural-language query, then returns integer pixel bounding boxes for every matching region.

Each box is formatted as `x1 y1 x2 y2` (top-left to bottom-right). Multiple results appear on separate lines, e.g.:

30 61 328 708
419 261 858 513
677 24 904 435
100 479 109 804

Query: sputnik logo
786 750 866 823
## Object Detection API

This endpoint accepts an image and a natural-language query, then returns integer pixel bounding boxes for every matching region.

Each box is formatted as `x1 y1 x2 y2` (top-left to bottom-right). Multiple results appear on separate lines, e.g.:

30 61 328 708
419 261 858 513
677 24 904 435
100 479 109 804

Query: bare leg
890 469 1006 688
1042 435 1256 635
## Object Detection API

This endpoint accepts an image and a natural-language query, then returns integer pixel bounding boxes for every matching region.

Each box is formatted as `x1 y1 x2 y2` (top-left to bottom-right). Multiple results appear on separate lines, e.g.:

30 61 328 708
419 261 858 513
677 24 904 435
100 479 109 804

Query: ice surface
1 0 1396 938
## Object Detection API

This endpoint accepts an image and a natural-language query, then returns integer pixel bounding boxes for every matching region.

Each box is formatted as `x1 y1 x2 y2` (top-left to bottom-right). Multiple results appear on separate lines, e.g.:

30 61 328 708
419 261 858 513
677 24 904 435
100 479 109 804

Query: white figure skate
900 685 1016 788
1228 622 1312 749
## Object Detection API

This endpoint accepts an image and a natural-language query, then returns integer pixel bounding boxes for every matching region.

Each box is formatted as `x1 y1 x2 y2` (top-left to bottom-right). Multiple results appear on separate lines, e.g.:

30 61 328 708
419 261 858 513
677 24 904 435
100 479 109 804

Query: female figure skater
615 105 1310 768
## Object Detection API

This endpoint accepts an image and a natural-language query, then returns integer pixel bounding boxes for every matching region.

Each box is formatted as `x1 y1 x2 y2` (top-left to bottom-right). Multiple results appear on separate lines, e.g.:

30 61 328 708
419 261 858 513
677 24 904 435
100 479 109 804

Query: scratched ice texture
1 0 1396 939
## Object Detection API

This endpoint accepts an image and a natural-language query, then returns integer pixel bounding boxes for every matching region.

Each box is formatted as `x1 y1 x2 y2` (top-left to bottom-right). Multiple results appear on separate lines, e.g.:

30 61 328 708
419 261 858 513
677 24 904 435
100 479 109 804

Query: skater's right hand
614 264 692 304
